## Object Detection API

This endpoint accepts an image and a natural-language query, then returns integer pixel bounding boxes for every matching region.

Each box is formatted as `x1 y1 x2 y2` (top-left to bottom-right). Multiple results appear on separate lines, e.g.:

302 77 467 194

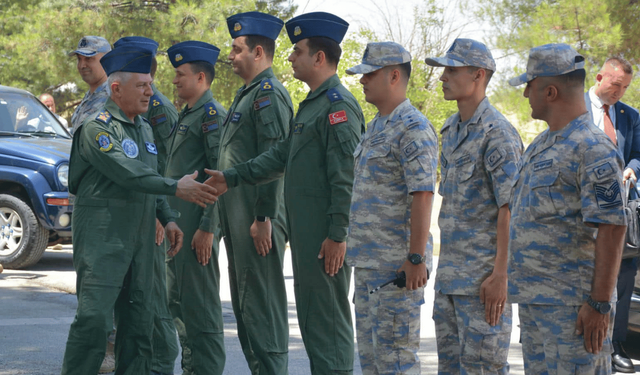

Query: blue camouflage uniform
508 44 627 375
425 39 523 375
346 42 438 375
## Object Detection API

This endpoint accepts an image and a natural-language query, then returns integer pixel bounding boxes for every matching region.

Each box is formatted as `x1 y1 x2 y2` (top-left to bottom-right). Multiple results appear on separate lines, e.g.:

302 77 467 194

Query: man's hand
397 259 428 290
191 229 214 266
250 219 272 256
165 222 183 257
623 168 637 184
575 302 609 354
204 169 228 197
318 238 345 276
176 171 218 208
479 271 508 326
155 218 165 246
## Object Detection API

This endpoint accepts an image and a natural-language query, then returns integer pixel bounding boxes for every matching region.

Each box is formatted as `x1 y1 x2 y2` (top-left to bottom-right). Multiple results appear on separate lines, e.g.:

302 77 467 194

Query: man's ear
254 45 264 60
314 50 326 67
546 84 559 102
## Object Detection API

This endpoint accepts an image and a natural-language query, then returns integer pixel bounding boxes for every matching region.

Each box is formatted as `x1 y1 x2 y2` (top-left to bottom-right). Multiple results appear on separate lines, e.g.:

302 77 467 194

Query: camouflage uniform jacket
508 112 626 306
70 80 110 133
436 97 523 295
347 99 438 272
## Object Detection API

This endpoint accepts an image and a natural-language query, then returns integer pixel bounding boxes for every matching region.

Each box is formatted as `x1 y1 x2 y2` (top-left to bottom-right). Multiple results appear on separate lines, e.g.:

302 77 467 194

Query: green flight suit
142 84 181 374
162 89 226 375
217 67 292 374
62 98 179 375
224 74 365 375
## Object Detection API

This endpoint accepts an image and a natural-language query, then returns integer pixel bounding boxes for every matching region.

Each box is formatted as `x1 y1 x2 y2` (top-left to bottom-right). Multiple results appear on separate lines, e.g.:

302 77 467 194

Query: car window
0 92 70 138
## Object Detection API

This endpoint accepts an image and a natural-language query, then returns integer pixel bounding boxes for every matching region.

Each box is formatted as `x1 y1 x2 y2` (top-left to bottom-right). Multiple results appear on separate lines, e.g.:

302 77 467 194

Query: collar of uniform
466 96 491 128
104 97 138 126
549 111 591 143
182 89 214 115
382 98 412 127
305 74 341 102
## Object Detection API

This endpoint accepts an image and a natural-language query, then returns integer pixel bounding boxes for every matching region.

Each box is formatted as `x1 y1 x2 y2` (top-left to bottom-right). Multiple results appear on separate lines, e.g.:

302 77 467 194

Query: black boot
612 340 636 373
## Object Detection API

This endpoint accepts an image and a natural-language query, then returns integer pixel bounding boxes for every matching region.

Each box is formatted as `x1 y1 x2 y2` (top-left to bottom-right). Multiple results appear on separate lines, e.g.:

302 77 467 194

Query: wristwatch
256 216 268 222
586 295 612 314
407 253 425 265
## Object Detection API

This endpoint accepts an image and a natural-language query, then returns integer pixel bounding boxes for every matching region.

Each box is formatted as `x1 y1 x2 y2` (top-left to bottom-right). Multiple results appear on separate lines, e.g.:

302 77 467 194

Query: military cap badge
175 54 183 62
294 26 302 36
79 38 87 47
234 22 242 32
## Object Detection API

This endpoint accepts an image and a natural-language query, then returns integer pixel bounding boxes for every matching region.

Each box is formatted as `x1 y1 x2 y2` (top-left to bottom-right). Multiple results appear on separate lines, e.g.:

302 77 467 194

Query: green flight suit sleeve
198 104 225 233
251 90 292 218
79 121 178 196
156 195 179 226
325 102 364 242
148 105 179 177
224 135 290 189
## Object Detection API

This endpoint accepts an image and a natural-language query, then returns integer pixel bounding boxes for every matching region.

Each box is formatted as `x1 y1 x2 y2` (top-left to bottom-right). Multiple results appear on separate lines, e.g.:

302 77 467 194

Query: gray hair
107 71 132 88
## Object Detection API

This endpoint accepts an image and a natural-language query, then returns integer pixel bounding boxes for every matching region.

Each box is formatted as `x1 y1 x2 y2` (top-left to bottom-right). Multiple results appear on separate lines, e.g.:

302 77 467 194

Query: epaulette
326 88 343 103
260 78 274 91
204 101 219 119
402 112 426 130
95 110 112 124
150 93 163 108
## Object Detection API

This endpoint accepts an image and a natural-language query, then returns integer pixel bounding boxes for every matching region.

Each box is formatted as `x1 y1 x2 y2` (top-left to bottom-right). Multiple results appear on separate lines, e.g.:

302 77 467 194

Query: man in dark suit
586 56 640 374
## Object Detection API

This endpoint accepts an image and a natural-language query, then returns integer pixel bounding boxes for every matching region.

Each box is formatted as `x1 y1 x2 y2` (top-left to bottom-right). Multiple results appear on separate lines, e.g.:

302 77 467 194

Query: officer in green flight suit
61 45 217 375
164 40 227 375
216 11 293 375
206 12 365 375
113 36 181 375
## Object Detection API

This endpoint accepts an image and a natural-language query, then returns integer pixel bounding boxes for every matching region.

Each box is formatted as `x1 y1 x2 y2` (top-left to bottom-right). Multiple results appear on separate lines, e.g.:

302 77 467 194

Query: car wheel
0 194 48 269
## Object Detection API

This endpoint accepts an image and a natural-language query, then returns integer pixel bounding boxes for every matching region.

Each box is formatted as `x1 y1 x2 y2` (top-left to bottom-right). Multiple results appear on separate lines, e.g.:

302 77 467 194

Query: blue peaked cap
166 41 220 68
286 12 349 44
114 36 159 57
100 46 155 75
227 11 284 40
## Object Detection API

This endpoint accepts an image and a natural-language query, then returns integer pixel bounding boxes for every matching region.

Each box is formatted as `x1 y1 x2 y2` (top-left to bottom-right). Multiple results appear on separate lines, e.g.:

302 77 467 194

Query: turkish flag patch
328 110 348 125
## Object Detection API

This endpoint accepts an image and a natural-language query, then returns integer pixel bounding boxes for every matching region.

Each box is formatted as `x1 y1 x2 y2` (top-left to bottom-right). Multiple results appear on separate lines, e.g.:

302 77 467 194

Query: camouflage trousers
354 268 425 375
433 291 511 375
518 304 614 375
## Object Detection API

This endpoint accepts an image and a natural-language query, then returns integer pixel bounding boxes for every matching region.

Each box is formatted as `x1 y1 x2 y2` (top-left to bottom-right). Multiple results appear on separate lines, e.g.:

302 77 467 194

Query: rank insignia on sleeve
202 120 218 133
96 110 112 124
95 131 113 152
253 97 271 111
145 142 158 155
261 79 273 91
329 110 348 125
177 124 188 134
150 113 167 126
593 162 614 180
595 180 622 209
293 123 304 134
122 138 139 158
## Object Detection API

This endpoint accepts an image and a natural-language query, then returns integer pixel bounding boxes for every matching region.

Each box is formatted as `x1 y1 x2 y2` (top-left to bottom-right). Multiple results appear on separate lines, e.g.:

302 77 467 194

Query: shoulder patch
204 101 218 119
595 180 623 209
95 131 113 152
329 110 348 125
486 148 505 169
592 162 615 180
202 120 218 133
403 141 420 159
260 78 274 91
95 110 112 124
253 96 272 111
326 88 343 103
150 93 163 108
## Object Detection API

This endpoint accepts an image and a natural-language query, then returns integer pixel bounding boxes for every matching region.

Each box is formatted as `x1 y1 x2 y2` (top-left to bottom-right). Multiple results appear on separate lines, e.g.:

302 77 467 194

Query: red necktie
603 104 617 145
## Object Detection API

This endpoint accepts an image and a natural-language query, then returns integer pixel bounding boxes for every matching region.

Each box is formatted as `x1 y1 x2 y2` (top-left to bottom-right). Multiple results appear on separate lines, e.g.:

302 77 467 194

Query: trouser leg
613 257 639 342
151 244 179 374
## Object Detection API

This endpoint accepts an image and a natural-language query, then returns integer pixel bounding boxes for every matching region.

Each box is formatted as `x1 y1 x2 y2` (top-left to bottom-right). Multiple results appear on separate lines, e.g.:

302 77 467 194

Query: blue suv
0 85 73 269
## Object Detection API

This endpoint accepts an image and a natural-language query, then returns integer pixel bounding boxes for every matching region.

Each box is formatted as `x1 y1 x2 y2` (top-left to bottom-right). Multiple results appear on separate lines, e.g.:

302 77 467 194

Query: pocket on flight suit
529 170 566 219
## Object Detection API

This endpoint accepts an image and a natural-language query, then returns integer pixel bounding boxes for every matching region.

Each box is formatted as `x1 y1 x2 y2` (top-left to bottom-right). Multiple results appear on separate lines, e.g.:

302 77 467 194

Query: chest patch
593 162 614 180
595 180 623 209
150 113 167 126
177 124 188 134
329 110 348 125
455 154 472 167
122 138 139 158
231 112 242 123
202 120 218 133
293 123 304 134
145 142 158 155
253 97 271 111
95 131 113 152
370 134 386 146
533 159 553 172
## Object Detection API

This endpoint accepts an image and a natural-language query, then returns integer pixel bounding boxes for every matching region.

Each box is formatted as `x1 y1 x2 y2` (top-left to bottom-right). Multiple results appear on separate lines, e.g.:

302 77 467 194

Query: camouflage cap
425 38 496 71
508 43 585 86
68 36 111 57
346 42 411 75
